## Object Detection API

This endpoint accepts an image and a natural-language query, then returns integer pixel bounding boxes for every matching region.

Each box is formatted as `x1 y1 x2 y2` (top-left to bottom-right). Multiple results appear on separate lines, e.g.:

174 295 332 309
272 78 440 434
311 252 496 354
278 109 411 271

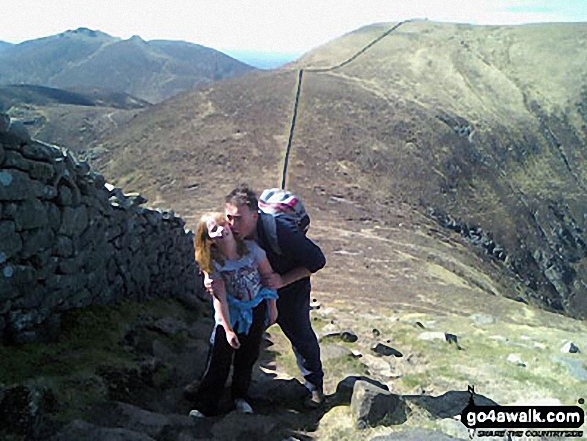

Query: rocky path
2 220 585 440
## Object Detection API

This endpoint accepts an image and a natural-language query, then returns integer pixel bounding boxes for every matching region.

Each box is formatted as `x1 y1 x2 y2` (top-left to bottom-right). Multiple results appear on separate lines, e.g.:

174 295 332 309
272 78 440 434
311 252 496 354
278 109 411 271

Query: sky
2 0 586 67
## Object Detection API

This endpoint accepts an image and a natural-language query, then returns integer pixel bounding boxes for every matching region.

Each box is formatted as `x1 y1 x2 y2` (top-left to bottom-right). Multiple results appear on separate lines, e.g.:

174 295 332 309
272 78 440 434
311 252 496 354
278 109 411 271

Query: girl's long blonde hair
195 212 247 274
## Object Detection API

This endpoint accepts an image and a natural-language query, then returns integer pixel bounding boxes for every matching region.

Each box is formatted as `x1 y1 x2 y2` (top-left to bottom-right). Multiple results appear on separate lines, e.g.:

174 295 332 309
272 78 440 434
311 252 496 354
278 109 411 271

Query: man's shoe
235 398 254 414
303 388 324 409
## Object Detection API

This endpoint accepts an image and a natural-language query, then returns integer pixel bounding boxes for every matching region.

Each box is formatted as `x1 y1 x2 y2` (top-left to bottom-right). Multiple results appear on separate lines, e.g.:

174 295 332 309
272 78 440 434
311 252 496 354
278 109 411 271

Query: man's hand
261 272 283 290
268 303 278 326
225 330 241 349
204 273 225 295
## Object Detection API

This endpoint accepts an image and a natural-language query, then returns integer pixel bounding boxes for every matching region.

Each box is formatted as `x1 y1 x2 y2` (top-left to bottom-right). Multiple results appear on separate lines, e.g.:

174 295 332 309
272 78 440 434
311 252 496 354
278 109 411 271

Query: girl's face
206 217 233 242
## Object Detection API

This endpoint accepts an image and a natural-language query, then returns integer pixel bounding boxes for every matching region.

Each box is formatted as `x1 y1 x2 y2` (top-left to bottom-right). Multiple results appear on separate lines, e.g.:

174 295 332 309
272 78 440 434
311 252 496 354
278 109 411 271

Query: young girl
190 212 278 417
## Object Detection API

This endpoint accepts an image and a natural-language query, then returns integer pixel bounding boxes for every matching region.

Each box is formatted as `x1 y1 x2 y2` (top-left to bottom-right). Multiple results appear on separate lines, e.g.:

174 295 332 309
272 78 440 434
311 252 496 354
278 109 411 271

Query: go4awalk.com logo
461 386 585 439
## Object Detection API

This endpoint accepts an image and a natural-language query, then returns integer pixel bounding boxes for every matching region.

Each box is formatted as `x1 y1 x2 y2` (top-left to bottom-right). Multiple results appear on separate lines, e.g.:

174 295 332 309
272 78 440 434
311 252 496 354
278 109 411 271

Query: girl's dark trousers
194 301 267 416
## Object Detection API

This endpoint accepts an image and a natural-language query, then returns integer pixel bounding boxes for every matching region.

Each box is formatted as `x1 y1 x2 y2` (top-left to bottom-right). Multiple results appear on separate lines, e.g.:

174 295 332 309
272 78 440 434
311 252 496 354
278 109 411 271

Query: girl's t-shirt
211 240 266 301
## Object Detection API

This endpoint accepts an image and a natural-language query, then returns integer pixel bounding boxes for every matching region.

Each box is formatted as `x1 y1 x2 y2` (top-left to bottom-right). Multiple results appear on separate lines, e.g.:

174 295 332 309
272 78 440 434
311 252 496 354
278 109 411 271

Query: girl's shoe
189 409 206 419
235 398 254 414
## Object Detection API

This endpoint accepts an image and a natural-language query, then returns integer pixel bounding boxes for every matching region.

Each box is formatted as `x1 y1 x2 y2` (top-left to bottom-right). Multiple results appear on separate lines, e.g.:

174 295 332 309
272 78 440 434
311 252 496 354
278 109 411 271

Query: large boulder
351 380 407 429
335 375 389 404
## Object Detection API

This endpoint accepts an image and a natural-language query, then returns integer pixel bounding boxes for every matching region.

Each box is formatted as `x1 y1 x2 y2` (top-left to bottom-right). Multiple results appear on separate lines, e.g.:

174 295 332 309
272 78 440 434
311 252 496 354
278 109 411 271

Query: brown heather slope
0 84 150 152
93 21 587 320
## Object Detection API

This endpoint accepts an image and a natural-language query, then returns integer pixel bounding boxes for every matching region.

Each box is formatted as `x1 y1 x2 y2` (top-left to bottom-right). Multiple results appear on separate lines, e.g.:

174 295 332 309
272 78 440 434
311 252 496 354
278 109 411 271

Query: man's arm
274 216 326 287
279 267 312 287
254 255 279 325
257 256 284 290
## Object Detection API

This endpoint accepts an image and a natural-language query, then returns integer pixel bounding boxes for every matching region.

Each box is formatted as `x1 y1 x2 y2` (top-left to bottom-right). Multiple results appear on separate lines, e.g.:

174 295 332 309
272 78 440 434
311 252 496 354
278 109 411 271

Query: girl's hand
225 330 241 349
204 273 225 296
268 303 278 327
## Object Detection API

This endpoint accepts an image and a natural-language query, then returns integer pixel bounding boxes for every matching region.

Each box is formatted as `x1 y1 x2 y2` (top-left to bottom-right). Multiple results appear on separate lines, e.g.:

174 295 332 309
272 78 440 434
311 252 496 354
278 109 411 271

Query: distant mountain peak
60 28 112 39
128 35 146 43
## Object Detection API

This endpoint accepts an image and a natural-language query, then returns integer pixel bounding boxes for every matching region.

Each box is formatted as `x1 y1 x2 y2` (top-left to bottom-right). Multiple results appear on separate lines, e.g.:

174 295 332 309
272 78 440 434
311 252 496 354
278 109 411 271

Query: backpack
258 188 310 255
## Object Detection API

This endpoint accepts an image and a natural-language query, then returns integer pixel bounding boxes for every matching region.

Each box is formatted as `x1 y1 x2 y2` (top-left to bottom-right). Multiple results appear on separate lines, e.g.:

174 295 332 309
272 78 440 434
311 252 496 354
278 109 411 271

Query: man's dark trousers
277 284 323 390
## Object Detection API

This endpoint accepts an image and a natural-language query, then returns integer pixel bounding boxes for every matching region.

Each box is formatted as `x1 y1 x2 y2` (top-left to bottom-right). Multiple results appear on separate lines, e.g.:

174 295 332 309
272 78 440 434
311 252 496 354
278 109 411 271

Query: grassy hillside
291 21 587 316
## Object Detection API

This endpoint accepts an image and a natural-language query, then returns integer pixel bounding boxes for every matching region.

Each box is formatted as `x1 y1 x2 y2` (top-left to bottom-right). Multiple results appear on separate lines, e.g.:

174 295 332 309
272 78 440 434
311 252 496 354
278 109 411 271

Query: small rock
341 330 358 342
470 313 494 325
372 343 403 357
507 354 526 367
362 354 395 377
321 330 358 343
445 333 462 350
418 331 446 341
335 376 389 404
321 331 342 341
127 193 148 207
310 298 321 310
561 341 580 354
372 328 381 337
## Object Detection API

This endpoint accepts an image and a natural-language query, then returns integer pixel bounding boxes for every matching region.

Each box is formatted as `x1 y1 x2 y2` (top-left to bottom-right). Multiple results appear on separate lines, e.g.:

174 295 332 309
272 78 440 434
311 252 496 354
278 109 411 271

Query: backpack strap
259 212 282 256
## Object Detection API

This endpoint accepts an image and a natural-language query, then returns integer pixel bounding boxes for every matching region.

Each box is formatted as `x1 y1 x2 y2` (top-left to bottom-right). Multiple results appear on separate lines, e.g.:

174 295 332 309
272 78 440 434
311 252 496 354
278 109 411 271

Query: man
224 185 326 407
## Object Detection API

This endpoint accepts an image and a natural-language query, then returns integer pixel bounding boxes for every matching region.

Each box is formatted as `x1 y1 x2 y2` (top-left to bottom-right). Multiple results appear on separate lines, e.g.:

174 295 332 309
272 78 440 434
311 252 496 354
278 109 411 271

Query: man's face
225 203 258 240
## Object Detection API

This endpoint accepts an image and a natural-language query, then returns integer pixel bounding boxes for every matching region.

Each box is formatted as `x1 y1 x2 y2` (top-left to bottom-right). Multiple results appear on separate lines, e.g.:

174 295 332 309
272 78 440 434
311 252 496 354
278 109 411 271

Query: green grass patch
0 298 201 384
323 354 370 380
0 297 203 428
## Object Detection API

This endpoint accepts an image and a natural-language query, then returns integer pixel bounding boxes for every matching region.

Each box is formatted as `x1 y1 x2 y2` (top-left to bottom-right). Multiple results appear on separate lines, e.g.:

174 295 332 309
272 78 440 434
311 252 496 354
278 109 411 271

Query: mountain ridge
0 28 256 103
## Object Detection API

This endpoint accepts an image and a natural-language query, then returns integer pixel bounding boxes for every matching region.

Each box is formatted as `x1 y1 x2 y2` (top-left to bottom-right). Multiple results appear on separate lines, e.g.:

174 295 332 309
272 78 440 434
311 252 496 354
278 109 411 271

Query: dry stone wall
0 115 200 344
